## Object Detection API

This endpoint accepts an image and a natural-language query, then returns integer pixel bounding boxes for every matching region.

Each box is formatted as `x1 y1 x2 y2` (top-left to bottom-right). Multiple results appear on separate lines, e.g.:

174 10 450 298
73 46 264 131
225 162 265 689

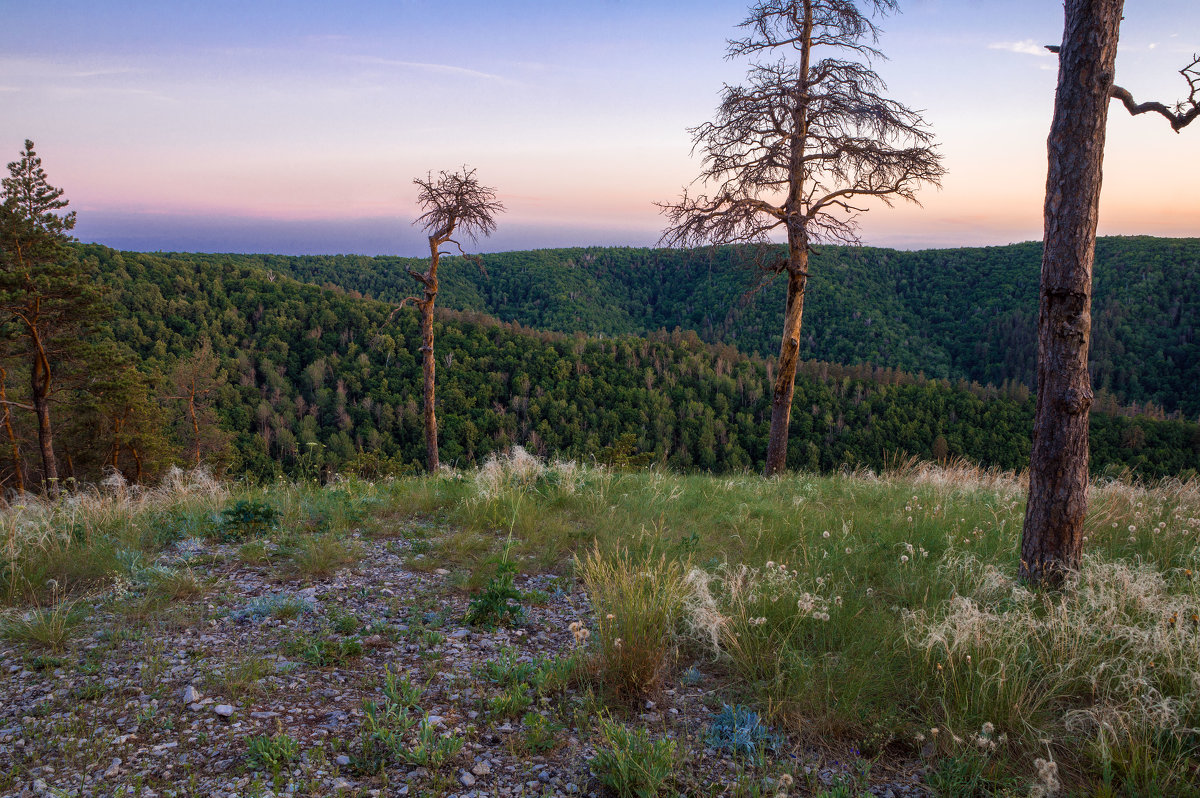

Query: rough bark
1020 0 1124 587
187 382 201 465
764 250 809 476
30 349 57 497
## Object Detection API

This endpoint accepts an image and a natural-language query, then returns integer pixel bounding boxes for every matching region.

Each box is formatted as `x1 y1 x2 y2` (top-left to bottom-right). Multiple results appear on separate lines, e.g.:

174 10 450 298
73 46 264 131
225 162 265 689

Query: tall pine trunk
30 353 58 498
764 246 809 476
420 240 441 473
1020 0 1124 586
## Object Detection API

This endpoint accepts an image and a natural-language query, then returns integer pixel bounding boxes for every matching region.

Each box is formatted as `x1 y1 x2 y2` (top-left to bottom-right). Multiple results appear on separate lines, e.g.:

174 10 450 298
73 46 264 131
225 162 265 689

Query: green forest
0 241 1194 491
228 236 1200 416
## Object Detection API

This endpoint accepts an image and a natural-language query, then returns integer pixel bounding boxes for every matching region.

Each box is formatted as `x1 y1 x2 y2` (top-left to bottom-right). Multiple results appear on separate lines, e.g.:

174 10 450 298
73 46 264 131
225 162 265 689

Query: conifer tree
0 140 105 496
403 167 503 472
660 0 943 476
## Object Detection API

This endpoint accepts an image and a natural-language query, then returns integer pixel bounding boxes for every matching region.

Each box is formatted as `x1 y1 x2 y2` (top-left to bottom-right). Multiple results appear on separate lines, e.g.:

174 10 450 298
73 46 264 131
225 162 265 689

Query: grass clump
296 635 363 667
906 554 1200 794
589 714 677 798
0 597 84 652
205 653 274 700
578 545 689 702
284 534 361 578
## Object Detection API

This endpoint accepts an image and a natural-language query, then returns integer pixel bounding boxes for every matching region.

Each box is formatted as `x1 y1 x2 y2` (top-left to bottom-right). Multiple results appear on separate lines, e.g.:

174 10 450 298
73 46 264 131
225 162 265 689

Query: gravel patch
0 532 930 797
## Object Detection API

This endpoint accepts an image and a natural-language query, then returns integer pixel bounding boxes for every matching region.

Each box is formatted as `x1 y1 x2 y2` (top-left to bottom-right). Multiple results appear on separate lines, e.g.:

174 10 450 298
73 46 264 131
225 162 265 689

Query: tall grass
577 545 690 702
1 467 227 603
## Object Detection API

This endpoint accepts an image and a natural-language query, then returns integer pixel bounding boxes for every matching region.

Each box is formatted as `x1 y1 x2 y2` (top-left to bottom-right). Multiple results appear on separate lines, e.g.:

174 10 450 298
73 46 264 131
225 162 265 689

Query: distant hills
52 239 1198 485
194 236 1197 417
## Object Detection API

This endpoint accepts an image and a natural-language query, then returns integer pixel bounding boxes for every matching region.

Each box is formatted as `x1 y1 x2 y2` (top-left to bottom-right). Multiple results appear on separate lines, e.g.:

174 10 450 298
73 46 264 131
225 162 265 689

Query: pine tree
0 140 106 496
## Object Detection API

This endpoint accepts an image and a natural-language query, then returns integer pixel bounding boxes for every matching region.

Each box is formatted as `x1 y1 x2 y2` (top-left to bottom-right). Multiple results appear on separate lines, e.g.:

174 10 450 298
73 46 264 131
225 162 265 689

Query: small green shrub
488 682 532 720
215 499 278 542
299 636 363 667
382 666 422 709
464 558 524 629
530 652 582 696
355 698 418 775
519 710 564 754
246 730 301 773
475 646 536 686
329 608 362 635
589 715 677 798
397 715 464 769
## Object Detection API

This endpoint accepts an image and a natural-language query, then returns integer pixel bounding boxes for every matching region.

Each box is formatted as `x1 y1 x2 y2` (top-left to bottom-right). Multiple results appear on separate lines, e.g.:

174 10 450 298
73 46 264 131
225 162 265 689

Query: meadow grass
3 454 1200 794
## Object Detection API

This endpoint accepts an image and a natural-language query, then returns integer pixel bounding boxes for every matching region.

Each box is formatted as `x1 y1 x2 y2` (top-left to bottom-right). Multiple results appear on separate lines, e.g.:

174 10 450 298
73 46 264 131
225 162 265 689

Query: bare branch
1110 54 1200 132
1047 46 1199 132
386 296 423 324
660 46 943 252
405 267 432 288
412 167 505 243
728 0 898 60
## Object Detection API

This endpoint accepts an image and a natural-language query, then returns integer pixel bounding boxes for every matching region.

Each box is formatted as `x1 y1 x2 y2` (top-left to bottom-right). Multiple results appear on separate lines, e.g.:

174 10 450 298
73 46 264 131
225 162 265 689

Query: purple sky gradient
4 0 1198 255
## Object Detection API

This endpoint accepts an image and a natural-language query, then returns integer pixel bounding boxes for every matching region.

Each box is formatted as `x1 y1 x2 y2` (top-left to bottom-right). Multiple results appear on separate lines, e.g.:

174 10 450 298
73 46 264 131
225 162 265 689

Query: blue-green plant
705 704 780 757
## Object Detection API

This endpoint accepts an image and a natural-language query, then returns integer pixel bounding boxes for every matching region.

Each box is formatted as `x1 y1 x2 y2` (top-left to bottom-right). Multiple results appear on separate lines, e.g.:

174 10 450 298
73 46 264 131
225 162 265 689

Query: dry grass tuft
577 545 690 703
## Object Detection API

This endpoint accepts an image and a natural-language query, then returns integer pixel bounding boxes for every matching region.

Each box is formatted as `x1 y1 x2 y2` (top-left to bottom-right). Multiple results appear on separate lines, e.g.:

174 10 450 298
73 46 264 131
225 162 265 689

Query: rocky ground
0 528 930 798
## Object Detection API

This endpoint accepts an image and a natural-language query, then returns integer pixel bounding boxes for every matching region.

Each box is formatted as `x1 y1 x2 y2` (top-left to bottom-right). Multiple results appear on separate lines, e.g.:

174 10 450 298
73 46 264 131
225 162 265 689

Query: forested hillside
200 236 1200 416
0 243 1188 489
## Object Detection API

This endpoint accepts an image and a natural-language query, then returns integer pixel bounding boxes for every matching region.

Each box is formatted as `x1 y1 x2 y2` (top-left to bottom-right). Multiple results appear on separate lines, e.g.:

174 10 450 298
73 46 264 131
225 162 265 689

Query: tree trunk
1020 0 1123 587
30 354 58 498
764 248 809 476
420 239 441 473
187 383 201 466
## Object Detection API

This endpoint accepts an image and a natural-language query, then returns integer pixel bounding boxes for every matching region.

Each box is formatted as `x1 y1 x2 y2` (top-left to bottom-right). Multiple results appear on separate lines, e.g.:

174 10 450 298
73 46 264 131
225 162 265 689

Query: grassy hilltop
3 457 1199 796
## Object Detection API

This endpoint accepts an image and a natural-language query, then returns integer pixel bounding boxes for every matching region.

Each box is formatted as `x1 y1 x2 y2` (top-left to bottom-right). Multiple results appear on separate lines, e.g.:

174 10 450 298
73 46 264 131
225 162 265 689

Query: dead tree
659 0 943 476
403 168 503 473
1020 2 1198 587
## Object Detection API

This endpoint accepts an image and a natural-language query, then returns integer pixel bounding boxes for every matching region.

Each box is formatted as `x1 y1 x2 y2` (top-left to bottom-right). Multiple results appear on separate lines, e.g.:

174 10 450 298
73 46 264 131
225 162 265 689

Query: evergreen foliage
248 237 1200 416
0 241 1196 489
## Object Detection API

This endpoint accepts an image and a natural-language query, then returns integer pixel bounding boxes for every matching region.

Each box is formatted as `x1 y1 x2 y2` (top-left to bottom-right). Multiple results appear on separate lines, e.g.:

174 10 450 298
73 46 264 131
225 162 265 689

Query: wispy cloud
351 56 511 83
988 39 1053 57
0 57 143 81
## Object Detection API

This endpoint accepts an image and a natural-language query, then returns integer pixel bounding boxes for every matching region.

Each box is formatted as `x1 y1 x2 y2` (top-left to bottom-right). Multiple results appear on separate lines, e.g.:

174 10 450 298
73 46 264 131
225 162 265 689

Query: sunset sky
4 0 1198 256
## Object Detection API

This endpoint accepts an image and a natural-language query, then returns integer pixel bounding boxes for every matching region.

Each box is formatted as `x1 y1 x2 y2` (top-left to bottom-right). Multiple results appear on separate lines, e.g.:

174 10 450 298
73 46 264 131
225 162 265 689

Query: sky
3 0 1198 256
